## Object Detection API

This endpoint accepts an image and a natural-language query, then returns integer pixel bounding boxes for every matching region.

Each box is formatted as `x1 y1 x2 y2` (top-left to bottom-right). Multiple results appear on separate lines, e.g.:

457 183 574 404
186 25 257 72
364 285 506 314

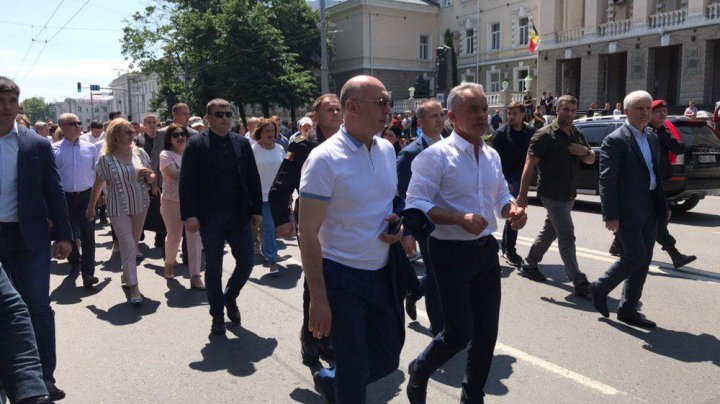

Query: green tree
444 29 459 87
21 97 50 123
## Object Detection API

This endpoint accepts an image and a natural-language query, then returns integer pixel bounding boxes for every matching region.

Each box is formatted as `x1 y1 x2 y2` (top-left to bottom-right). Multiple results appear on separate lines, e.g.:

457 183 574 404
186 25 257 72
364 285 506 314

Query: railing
392 98 428 114
486 92 502 107
511 92 525 102
650 9 688 29
598 18 632 37
556 28 585 43
708 3 720 20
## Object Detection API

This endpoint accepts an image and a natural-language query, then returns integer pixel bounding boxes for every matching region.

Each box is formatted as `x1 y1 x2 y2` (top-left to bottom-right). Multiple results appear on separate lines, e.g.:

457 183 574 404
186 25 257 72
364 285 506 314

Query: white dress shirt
0 122 20 222
80 132 104 144
52 138 99 193
300 126 397 270
406 131 514 240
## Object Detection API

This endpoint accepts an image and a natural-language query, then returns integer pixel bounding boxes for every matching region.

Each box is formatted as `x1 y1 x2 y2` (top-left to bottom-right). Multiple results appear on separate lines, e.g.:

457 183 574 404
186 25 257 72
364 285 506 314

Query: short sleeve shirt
528 121 589 201
299 126 397 271
96 148 151 217
159 150 182 202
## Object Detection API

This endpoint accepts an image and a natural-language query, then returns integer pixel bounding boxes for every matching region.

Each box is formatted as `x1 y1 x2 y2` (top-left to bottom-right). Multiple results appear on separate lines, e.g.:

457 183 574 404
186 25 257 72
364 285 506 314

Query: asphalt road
48 196 720 403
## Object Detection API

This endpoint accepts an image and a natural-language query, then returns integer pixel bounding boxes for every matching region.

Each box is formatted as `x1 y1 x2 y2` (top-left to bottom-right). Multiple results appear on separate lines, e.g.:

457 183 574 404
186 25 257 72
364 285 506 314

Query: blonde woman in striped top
86 118 155 305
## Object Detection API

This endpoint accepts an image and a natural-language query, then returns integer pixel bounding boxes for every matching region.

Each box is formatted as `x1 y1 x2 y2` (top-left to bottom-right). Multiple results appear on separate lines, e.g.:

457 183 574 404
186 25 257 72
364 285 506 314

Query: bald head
340 75 386 111
339 75 391 138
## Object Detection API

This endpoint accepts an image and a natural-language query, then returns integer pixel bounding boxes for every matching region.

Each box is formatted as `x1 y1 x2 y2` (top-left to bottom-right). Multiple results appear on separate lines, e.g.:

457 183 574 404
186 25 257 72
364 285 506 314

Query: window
462 73 476 83
489 71 501 92
419 35 430 60
441 0 452 7
491 23 501 50
102 106 107 113
578 124 610 146
516 69 529 91
519 18 529 45
466 29 476 55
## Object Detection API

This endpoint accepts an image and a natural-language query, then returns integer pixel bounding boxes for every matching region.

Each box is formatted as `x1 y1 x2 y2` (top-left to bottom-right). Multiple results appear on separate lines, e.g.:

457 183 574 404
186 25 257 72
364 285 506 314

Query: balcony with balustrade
649 8 688 29
556 28 585 44
598 18 633 37
707 2 720 20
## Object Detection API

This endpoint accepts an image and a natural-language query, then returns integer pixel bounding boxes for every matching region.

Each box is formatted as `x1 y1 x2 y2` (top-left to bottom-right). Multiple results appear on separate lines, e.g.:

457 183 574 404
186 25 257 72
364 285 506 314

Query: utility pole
126 72 133 120
320 0 329 94
90 91 95 122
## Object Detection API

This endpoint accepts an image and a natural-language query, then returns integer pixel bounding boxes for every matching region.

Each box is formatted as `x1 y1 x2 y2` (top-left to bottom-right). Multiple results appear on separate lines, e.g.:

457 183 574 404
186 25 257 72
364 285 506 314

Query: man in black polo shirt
516 95 595 298
492 101 534 266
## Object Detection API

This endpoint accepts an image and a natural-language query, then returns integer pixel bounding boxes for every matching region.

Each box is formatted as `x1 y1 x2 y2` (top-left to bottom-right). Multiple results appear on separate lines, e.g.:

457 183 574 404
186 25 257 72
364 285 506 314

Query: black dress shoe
406 360 427 404
83 276 99 289
671 253 697 269
405 291 419 321
504 251 523 267
313 368 336 404
589 283 609 318
518 264 547 282
617 311 656 329
225 297 241 324
45 381 65 401
17 395 51 404
574 280 592 300
210 318 226 336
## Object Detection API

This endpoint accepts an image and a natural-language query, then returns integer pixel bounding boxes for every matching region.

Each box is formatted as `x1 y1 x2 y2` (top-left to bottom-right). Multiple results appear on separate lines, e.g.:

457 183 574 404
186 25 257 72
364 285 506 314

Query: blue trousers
501 172 521 255
261 202 278 263
319 259 402 404
0 226 56 384
0 265 48 402
413 237 502 403
65 190 95 277
199 212 254 319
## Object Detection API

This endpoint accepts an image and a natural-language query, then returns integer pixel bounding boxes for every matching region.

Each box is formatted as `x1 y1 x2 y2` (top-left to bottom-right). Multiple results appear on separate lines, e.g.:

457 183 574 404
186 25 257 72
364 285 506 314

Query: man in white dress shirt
405 83 527 403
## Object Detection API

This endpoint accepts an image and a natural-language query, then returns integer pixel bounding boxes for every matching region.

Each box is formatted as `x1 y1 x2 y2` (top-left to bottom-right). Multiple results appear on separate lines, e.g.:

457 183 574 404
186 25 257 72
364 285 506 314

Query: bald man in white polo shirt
298 75 403 403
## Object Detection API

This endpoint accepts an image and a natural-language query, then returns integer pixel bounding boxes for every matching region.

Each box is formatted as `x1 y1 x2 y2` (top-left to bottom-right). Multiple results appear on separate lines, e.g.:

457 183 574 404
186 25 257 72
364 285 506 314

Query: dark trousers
413 236 502 403
596 210 658 313
65 190 95 277
407 236 444 335
611 219 675 254
0 226 56 383
318 259 402 404
501 172 521 254
199 212 253 319
0 265 48 402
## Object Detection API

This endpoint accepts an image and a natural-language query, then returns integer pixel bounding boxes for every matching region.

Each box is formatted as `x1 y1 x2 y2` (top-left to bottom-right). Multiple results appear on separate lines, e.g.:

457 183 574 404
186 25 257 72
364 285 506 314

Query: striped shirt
96 148 151 217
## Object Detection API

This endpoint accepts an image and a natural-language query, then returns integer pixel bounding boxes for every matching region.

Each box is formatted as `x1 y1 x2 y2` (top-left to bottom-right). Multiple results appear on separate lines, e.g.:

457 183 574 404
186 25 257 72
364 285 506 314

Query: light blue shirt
625 122 657 191
52 137 99 193
0 122 20 222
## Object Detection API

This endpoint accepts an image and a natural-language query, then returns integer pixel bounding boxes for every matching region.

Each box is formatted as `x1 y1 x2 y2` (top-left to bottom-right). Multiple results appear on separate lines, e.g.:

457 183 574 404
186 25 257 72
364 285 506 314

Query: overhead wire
11 0 65 79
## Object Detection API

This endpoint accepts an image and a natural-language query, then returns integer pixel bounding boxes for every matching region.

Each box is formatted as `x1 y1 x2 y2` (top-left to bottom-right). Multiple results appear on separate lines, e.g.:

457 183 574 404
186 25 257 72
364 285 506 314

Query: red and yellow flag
529 22 540 53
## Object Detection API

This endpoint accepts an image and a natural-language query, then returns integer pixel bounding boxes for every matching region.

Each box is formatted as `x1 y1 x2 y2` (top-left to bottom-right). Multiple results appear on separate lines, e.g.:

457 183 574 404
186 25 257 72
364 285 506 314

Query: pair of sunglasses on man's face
212 111 232 118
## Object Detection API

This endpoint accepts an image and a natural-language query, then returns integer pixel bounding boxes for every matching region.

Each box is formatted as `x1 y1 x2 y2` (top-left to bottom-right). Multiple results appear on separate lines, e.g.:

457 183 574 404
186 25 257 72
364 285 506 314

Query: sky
2 0 320 103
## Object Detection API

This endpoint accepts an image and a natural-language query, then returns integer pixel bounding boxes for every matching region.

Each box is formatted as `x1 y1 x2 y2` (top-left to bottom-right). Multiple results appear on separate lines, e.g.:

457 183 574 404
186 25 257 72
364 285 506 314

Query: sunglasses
170 132 187 139
212 111 233 118
357 97 394 109
61 121 82 127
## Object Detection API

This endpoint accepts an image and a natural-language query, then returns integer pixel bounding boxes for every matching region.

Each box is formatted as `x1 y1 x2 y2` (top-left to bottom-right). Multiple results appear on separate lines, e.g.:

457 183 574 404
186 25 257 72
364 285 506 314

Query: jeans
317 259 402 403
501 172 521 255
261 202 278 263
0 226 56 383
526 196 588 286
413 237 501 403
65 190 95 278
0 265 48 402
199 212 254 319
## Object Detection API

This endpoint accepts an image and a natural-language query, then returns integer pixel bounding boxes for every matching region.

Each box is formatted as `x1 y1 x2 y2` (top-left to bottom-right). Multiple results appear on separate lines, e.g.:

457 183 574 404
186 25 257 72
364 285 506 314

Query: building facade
52 95 115 128
537 0 720 110
108 72 160 121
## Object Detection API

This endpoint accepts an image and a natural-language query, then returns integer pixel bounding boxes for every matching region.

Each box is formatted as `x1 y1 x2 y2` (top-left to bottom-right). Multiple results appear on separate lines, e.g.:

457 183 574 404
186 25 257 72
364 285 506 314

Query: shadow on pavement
289 387 322 403
367 369 404 403
249 263 302 289
50 276 111 305
164 278 208 308
539 276 621 314
98 253 122 274
669 210 720 227
86 296 161 326
189 326 278 377
600 319 720 366
429 352 515 396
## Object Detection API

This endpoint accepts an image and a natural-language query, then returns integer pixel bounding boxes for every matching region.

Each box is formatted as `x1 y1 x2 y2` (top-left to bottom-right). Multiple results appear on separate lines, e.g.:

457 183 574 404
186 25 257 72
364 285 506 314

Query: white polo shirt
300 126 397 270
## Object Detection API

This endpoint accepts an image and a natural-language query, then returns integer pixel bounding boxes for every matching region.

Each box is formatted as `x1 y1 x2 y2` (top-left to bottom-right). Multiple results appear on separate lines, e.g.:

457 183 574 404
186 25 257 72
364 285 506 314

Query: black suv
567 115 720 212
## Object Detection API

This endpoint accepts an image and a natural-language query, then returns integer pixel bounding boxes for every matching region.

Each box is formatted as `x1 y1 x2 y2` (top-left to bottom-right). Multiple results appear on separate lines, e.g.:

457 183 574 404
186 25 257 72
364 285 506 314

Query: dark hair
89 120 103 129
252 119 277 141
383 125 403 139
172 103 189 113
312 94 340 113
163 124 189 150
109 111 122 120
0 76 20 96
206 98 231 115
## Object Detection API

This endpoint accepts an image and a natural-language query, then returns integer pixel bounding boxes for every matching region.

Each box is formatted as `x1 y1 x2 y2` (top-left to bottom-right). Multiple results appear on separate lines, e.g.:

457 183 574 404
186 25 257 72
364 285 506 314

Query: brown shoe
190 275 205 290
163 263 175 279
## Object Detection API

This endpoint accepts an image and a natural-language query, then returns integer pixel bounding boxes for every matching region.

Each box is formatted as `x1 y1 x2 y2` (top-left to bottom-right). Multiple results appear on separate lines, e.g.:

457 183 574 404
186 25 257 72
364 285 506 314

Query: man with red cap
608 99 696 269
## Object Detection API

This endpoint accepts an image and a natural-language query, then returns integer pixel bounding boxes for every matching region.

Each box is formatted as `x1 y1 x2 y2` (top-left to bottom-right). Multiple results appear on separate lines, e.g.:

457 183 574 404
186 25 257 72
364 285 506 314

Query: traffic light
77 82 82 93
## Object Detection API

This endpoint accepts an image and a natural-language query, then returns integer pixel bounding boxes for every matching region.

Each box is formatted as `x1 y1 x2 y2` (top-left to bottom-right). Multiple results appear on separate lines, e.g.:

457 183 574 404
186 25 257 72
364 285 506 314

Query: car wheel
669 196 701 213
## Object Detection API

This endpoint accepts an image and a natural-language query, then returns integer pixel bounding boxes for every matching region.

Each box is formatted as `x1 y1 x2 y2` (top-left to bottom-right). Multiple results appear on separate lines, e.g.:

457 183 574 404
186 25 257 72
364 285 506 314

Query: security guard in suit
268 94 342 371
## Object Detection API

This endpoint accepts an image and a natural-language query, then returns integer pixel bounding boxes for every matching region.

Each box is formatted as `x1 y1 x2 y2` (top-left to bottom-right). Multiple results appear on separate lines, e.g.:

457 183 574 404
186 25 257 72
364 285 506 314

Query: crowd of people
0 70 709 404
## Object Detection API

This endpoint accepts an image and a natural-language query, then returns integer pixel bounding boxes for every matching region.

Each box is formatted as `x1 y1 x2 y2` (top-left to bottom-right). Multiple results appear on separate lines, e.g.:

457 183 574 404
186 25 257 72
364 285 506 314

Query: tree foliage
21 97 50 123
121 0 321 122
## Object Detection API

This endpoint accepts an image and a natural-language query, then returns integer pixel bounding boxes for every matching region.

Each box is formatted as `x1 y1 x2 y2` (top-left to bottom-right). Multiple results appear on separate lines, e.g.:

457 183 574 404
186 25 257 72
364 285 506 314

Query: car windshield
675 124 720 148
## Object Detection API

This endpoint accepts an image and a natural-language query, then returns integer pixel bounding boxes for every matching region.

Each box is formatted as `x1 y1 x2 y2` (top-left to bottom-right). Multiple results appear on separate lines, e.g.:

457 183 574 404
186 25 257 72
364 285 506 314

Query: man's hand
458 213 488 235
568 144 590 156
151 183 161 196
401 235 417 256
53 241 72 260
378 214 402 244
276 222 293 239
251 215 263 229
85 207 96 222
605 219 620 232
308 298 332 339
186 217 201 233
509 205 528 230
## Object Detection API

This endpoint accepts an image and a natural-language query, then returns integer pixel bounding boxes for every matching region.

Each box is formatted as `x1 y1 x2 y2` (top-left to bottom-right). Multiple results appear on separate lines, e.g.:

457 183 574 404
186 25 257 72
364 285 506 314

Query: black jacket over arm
179 130 262 224
18 127 72 251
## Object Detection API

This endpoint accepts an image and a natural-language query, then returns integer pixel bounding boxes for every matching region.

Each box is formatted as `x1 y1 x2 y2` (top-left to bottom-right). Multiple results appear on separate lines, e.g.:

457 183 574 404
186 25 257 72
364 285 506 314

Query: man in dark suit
0 76 72 400
397 99 445 336
591 91 667 329
179 98 263 336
